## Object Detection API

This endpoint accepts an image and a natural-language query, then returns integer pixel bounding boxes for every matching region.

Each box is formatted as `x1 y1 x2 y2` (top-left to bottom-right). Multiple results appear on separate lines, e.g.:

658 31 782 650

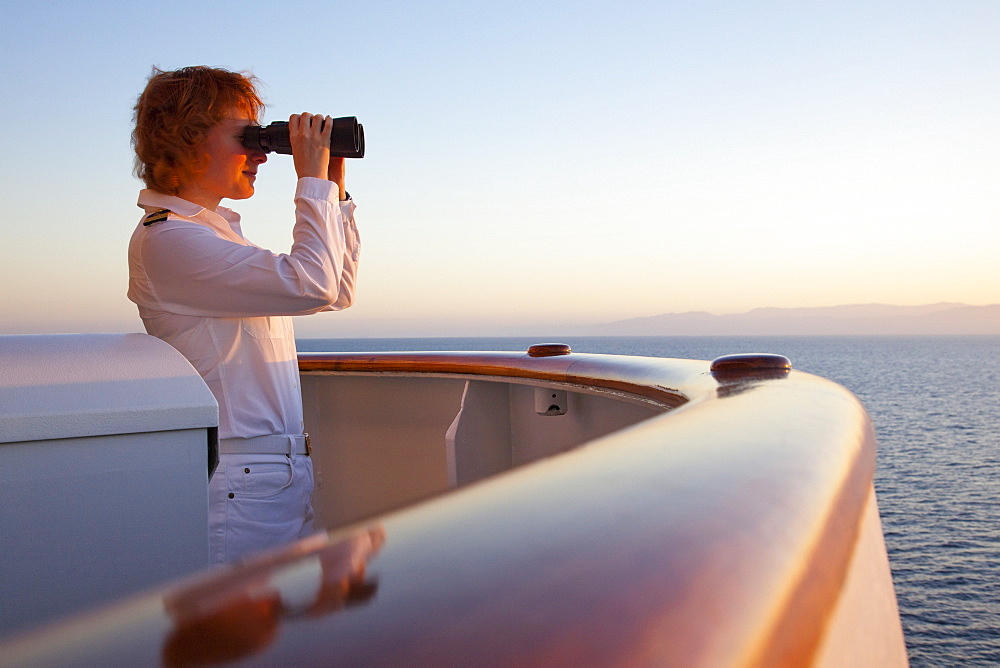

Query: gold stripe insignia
143 208 171 226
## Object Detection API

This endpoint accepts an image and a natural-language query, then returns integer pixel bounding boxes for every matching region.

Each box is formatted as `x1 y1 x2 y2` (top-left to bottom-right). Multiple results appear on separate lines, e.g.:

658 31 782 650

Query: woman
128 66 360 565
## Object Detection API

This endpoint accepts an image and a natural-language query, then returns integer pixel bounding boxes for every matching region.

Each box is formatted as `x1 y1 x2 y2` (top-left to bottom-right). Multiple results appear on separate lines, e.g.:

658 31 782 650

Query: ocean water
300 335 1000 665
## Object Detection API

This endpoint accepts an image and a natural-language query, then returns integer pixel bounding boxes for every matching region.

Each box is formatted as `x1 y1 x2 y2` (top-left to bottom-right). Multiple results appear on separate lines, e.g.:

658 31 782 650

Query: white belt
218 434 311 456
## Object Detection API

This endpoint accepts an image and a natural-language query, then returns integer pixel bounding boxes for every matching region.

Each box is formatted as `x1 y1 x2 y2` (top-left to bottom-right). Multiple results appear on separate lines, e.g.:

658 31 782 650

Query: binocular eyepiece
241 116 365 158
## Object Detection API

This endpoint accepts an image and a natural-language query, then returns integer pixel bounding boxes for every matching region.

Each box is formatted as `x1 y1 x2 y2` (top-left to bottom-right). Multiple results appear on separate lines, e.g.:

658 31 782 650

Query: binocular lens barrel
242 116 365 158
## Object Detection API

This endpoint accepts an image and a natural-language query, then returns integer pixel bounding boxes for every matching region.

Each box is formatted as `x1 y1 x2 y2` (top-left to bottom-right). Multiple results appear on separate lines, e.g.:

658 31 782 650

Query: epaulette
143 208 171 226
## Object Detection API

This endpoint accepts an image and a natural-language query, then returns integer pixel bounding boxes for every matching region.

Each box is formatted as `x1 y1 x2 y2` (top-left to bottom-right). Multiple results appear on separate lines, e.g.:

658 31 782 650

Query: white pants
208 452 315 565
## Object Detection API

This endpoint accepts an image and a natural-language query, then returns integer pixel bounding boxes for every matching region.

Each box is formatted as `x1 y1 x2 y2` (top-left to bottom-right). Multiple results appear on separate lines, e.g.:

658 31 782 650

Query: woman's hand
289 113 332 180
289 113 348 199
327 157 347 200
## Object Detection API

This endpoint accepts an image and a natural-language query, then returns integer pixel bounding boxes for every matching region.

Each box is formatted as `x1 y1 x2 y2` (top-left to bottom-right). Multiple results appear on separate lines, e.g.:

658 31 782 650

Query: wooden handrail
0 349 883 666
299 349 703 408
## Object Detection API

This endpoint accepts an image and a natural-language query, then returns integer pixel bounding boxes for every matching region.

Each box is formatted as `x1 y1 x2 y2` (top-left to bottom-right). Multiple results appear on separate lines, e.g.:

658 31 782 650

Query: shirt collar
137 189 244 240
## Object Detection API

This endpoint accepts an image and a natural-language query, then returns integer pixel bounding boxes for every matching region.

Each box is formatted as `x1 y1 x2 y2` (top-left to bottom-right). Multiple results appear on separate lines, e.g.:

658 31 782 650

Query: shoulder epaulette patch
143 208 171 226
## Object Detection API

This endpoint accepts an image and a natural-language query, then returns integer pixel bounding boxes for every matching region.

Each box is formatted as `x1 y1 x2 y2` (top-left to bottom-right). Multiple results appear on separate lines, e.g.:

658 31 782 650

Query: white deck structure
0 334 217 637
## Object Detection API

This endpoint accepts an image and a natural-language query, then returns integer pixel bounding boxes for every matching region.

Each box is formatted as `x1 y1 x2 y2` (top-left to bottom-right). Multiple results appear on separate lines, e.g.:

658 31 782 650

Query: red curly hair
132 66 264 194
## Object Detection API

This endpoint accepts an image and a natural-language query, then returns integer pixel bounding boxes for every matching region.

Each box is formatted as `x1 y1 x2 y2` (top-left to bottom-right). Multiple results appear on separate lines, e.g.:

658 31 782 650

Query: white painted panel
0 334 217 444
302 374 663 530
0 429 209 638
814 487 908 665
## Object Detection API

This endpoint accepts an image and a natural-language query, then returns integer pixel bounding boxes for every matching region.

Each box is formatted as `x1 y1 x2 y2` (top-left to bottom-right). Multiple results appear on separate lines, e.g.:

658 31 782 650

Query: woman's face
179 109 267 209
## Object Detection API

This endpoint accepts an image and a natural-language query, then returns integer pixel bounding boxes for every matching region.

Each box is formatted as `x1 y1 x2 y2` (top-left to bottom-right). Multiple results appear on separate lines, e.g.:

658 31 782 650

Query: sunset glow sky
2 1 997 337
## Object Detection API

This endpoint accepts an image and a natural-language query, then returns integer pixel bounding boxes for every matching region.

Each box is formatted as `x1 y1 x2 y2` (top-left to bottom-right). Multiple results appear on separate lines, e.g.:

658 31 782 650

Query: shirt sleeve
137 178 361 318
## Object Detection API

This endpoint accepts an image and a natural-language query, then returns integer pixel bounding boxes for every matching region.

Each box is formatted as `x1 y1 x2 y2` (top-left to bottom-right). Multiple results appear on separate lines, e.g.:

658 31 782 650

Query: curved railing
299 344 695 408
0 346 906 666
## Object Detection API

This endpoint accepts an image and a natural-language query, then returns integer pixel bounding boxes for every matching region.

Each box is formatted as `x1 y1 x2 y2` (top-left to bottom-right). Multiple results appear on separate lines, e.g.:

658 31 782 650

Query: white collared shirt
128 177 359 440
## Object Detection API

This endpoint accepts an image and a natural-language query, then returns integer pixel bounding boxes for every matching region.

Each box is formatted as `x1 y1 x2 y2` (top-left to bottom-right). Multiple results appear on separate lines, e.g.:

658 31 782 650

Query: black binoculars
241 116 365 158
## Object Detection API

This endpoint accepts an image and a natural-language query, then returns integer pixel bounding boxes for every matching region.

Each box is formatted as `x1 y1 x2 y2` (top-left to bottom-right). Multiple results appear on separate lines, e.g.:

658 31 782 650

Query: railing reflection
162 526 384 666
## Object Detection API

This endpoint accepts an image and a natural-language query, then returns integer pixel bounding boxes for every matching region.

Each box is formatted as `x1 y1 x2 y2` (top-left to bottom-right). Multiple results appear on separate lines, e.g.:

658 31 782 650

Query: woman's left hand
327 157 347 200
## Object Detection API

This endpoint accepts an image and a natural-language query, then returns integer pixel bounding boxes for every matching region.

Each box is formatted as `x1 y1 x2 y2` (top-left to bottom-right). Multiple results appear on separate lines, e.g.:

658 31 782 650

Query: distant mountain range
586 303 1000 336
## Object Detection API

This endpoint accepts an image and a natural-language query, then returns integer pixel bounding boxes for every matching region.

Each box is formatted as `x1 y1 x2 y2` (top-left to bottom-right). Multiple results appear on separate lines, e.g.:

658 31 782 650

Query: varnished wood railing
298 346 697 409
0 347 906 666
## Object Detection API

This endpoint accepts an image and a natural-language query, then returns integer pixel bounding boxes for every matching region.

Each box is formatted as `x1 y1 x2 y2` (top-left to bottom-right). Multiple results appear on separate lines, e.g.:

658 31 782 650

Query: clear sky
1 0 997 337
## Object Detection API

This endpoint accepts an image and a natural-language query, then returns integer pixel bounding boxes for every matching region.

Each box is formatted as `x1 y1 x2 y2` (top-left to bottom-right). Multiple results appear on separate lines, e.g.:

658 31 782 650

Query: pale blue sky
1 1 997 336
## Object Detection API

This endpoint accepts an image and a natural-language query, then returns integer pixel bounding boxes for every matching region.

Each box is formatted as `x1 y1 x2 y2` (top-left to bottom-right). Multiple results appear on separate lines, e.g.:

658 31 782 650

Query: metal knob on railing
527 344 573 357
711 353 792 384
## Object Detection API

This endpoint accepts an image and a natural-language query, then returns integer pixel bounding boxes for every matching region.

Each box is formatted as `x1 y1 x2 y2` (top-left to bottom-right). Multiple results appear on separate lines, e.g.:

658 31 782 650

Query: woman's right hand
289 113 333 180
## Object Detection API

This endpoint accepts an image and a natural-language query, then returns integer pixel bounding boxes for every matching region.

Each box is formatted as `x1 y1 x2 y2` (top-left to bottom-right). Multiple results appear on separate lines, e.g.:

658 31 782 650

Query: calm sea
301 335 1000 665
